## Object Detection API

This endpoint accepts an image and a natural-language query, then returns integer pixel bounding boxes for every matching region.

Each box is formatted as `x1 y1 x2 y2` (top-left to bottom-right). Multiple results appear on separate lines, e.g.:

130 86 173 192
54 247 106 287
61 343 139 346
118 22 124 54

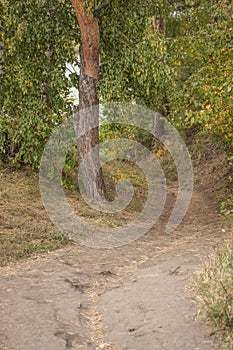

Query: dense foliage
0 0 232 169
169 2 233 149
0 0 78 168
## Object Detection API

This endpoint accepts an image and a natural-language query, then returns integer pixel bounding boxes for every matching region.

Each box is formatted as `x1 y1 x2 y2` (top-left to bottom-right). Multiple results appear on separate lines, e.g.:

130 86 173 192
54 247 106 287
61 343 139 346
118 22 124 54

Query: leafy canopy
0 0 232 169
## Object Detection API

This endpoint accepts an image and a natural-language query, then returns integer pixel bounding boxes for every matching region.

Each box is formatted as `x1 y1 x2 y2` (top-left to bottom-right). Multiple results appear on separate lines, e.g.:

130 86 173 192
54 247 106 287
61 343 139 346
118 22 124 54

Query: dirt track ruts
0 185 232 350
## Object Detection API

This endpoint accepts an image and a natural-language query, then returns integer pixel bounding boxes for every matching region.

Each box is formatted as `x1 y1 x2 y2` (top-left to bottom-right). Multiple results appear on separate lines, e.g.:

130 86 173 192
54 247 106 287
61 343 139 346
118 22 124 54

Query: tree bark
71 0 107 201
0 40 3 78
152 17 166 42
151 16 169 147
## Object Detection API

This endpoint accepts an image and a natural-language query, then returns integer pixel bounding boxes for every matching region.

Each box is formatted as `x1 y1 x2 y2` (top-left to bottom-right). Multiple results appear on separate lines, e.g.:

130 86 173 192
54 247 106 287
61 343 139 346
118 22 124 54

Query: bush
192 244 233 349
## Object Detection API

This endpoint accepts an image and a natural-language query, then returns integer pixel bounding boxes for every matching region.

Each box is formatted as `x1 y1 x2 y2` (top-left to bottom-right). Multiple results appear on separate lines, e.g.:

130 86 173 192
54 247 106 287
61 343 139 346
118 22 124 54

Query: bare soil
0 141 232 350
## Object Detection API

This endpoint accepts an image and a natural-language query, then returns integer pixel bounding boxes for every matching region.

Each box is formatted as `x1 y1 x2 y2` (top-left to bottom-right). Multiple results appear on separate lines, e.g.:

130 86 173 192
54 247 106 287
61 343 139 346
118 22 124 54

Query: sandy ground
0 184 232 350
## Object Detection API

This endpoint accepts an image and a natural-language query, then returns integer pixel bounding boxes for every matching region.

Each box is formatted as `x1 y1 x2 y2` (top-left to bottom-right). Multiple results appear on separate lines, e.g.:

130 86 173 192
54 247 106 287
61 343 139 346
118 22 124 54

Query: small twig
220 280 233 301
169 266 181 275
210 328 225 336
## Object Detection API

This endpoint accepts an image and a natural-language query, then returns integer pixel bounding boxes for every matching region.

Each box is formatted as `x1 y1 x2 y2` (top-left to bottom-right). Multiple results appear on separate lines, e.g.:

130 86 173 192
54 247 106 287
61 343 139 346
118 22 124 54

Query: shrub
192 244 233 349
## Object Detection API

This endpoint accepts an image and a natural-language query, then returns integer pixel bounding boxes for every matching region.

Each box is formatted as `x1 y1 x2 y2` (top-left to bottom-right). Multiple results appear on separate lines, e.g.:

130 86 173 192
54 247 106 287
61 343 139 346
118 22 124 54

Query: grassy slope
0 167 70 266
0 133 232 266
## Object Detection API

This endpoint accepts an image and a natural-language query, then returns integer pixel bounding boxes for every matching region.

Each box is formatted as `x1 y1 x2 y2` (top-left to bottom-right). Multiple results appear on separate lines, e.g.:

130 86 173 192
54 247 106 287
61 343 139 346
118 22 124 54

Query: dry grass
0 160 150 266
0 166 70 266
192 244 233 349
66 159 148 228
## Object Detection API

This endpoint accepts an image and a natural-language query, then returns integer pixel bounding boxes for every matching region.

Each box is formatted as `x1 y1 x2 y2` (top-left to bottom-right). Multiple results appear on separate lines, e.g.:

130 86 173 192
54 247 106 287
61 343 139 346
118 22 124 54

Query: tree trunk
71 0 107 202
151 16 169 148
152 17 166 43
0 38 4 101
0 40 3 77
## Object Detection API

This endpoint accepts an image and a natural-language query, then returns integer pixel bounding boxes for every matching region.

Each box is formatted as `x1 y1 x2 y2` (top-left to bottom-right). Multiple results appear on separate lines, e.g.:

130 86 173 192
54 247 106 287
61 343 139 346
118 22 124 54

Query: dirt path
0 185 232 350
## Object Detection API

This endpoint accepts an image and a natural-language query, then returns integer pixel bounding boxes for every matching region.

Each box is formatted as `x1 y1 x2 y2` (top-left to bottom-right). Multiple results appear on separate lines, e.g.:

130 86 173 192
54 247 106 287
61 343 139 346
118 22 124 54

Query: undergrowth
192 244 233 349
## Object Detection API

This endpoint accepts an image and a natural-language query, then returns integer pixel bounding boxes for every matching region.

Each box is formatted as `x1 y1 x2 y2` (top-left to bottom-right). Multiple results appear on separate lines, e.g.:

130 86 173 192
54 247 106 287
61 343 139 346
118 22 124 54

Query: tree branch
93 2 109 18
